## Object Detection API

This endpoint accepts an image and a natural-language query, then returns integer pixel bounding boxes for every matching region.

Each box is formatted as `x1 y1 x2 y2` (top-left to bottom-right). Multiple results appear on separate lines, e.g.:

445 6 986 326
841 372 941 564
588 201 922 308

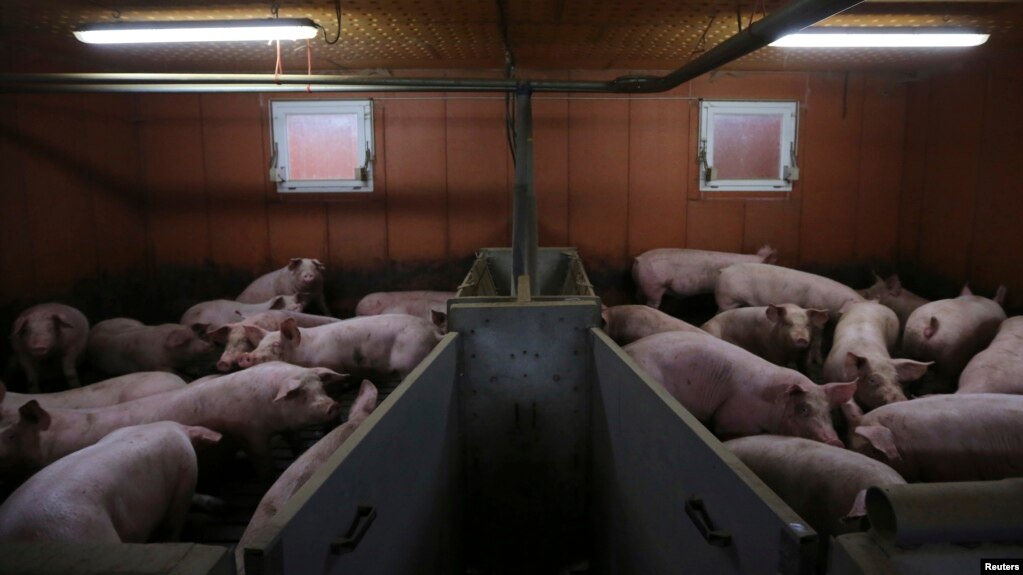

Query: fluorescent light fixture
74 18 319 44
771 29 989 48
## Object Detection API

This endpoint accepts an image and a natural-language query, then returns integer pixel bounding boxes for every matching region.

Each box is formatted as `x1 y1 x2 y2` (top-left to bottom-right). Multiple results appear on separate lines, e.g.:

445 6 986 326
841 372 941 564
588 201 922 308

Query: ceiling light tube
771 29 989 48
73 18 319 44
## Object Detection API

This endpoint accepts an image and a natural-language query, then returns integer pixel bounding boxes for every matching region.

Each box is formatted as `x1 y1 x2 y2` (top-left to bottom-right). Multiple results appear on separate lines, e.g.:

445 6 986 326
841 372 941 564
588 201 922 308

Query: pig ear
18 400 51 431
273 377 304 402
840 399 864 429
190 323 211 339
206 325 233 344
288 258 302 270
994 285 1007 306
758 245 778 265
11 315 28 337
51 313 74 329
853 425 901 461
270 296 287 310
923 316 939 339
892 359 931 382
313 259 326 270
844 489 869 523
765 305 785 324
823 381 858 407
242 325 267 347
185 425 222 447
885 274 903 296
280 318 301 344
845 352 870 376
808 309 829 328
431 309 447 329
166 328 191 349
311 367 351 389
839 300 856 315
960 284 973 296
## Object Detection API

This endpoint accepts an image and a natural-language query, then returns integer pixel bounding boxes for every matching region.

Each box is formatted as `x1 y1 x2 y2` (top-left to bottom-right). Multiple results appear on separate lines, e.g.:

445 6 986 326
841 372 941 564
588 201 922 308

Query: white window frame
698 100 798 192
269 99 375 193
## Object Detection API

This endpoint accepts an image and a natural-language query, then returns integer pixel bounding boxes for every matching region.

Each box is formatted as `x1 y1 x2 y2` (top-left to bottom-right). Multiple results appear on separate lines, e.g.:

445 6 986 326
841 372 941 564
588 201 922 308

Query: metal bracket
685 497 732 547
330 505 377 555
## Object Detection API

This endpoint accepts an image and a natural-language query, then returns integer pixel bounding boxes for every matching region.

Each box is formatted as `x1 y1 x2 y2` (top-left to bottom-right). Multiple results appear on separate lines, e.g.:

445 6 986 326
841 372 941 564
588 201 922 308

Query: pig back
726 435 905 535
957 317 1023 394
716 264 863 317
903 297 1006 377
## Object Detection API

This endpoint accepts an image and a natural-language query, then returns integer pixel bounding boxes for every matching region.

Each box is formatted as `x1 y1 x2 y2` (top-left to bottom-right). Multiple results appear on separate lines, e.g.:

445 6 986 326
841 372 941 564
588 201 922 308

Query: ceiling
1 1 1020 75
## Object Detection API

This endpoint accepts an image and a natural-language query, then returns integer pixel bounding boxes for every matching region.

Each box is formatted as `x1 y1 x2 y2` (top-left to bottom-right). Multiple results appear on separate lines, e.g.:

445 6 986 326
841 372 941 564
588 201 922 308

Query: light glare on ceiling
74 19 319 44
771 31 990 48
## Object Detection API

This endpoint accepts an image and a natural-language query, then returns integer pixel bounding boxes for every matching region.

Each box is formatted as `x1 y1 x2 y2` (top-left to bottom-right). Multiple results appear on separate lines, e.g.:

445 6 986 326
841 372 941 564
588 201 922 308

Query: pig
180 295 305 330
725 435 905 536
10 303 89 392
207 310 342 373
0 421 220 543
902 285 1007 382
957 316 1023 395
823 301 931 410
857 273 929 327
235 380 378 575
1 372 186 413
0 362 344 478
86 318 217 377
701 304 828 368
849 394 1023 482
624 332 856 445
715 263 864 319
237 315 441 379
601 305 705 346
632 246 778 308
238 258 329 315
355 290 454 332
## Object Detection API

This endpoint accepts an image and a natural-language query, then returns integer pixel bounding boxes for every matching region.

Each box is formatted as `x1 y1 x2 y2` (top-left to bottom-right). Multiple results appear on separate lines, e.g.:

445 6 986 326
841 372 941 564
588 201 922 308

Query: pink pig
725 435 905 536
632 246 777 308
624 332 856 445
1 372 186 414
237 315 440 379
0 362 344 478
957 316 1023 395
701 304 828 368
86 318 217 377
902 285 1007 381
823 301 931 409
355 290 454 332
0 421 220 543
207 310 342 373
10 303 89 392
235 380 378 575
857 273 929 328
850 393 1023 482
238 258 329 315
601 305 705 346
715 263 864 319
180 295 305 330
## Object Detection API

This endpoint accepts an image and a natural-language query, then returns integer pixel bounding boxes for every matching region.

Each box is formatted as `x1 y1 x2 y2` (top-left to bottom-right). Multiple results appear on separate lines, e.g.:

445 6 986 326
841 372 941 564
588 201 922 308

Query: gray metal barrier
0 542 232 575
457 247 594 297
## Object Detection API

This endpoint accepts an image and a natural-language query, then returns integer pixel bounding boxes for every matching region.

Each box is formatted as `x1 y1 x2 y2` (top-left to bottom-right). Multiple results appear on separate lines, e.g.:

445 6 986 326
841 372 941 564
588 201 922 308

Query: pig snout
794 337 809 349
216 359 234 372
237 354 256 368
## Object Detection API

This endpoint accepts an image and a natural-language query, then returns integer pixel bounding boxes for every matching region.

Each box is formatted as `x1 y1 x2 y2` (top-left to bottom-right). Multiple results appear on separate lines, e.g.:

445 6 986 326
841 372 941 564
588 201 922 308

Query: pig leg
314 293 332 316
243 435 276 478
61 355 81 389
153 483 197 542
15 350 42 393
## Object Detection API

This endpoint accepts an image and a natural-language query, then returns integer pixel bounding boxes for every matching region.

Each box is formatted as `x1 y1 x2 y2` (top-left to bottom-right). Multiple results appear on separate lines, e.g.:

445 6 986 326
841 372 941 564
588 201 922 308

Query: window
698 100 798 192
270 99 375 193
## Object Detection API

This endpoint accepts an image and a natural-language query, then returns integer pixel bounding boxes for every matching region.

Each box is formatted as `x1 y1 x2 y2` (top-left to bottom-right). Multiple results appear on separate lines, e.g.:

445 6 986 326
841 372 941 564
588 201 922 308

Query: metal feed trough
3 249 1023 574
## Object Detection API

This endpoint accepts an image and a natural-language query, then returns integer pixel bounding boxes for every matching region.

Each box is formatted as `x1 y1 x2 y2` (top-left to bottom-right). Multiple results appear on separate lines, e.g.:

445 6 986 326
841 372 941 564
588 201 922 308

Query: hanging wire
689 12 717 61
496 0 517 165
319 0 342 45
736 0 743 32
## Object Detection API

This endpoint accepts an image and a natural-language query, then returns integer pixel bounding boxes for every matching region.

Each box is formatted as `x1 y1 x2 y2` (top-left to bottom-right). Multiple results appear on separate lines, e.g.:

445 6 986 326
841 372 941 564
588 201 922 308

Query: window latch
269 142 286 183
785 142 800 182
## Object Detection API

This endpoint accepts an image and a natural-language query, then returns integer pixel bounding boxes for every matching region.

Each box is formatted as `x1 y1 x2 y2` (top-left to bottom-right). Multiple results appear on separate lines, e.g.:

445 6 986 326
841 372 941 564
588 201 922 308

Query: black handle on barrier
685 497 732 547
330 505 377 555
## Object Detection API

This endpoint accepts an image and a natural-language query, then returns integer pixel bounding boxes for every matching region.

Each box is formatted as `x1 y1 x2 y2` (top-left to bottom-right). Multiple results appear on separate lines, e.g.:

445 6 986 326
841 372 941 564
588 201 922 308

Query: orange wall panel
533 97 569 246
0 95 35 303
201 93 270 273
743 200 801 267
799 73 865 265
568 98 630 267
382 98 448 261
267 203 328 266
627 98 688 256
898 82 929 265
139 94 211 267
686 200 744 252
855 75 905 263
916 70 986 281
445 97 510 256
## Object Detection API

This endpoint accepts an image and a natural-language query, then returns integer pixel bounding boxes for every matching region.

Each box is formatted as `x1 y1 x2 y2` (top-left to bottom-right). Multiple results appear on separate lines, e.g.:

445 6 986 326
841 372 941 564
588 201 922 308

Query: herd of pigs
618 247 1022 539
1 247 1021 566
0 258 451 572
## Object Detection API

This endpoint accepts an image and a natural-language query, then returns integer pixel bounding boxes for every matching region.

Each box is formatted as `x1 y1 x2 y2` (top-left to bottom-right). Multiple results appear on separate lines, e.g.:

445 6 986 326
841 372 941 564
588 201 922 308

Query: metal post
511 85 538 297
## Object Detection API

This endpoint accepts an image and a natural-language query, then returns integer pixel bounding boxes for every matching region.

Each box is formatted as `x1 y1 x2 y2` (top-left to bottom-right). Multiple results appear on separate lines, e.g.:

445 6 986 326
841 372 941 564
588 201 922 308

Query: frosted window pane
712 114 782 180
286 113 359 180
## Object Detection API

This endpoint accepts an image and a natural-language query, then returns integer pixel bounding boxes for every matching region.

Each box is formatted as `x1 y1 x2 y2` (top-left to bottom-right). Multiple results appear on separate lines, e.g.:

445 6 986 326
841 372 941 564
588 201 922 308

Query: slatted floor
182 374 405 549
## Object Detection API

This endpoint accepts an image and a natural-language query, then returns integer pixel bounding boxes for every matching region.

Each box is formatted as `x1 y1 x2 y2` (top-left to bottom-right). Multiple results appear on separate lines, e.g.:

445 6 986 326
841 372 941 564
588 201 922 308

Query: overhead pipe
0 0 862 94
